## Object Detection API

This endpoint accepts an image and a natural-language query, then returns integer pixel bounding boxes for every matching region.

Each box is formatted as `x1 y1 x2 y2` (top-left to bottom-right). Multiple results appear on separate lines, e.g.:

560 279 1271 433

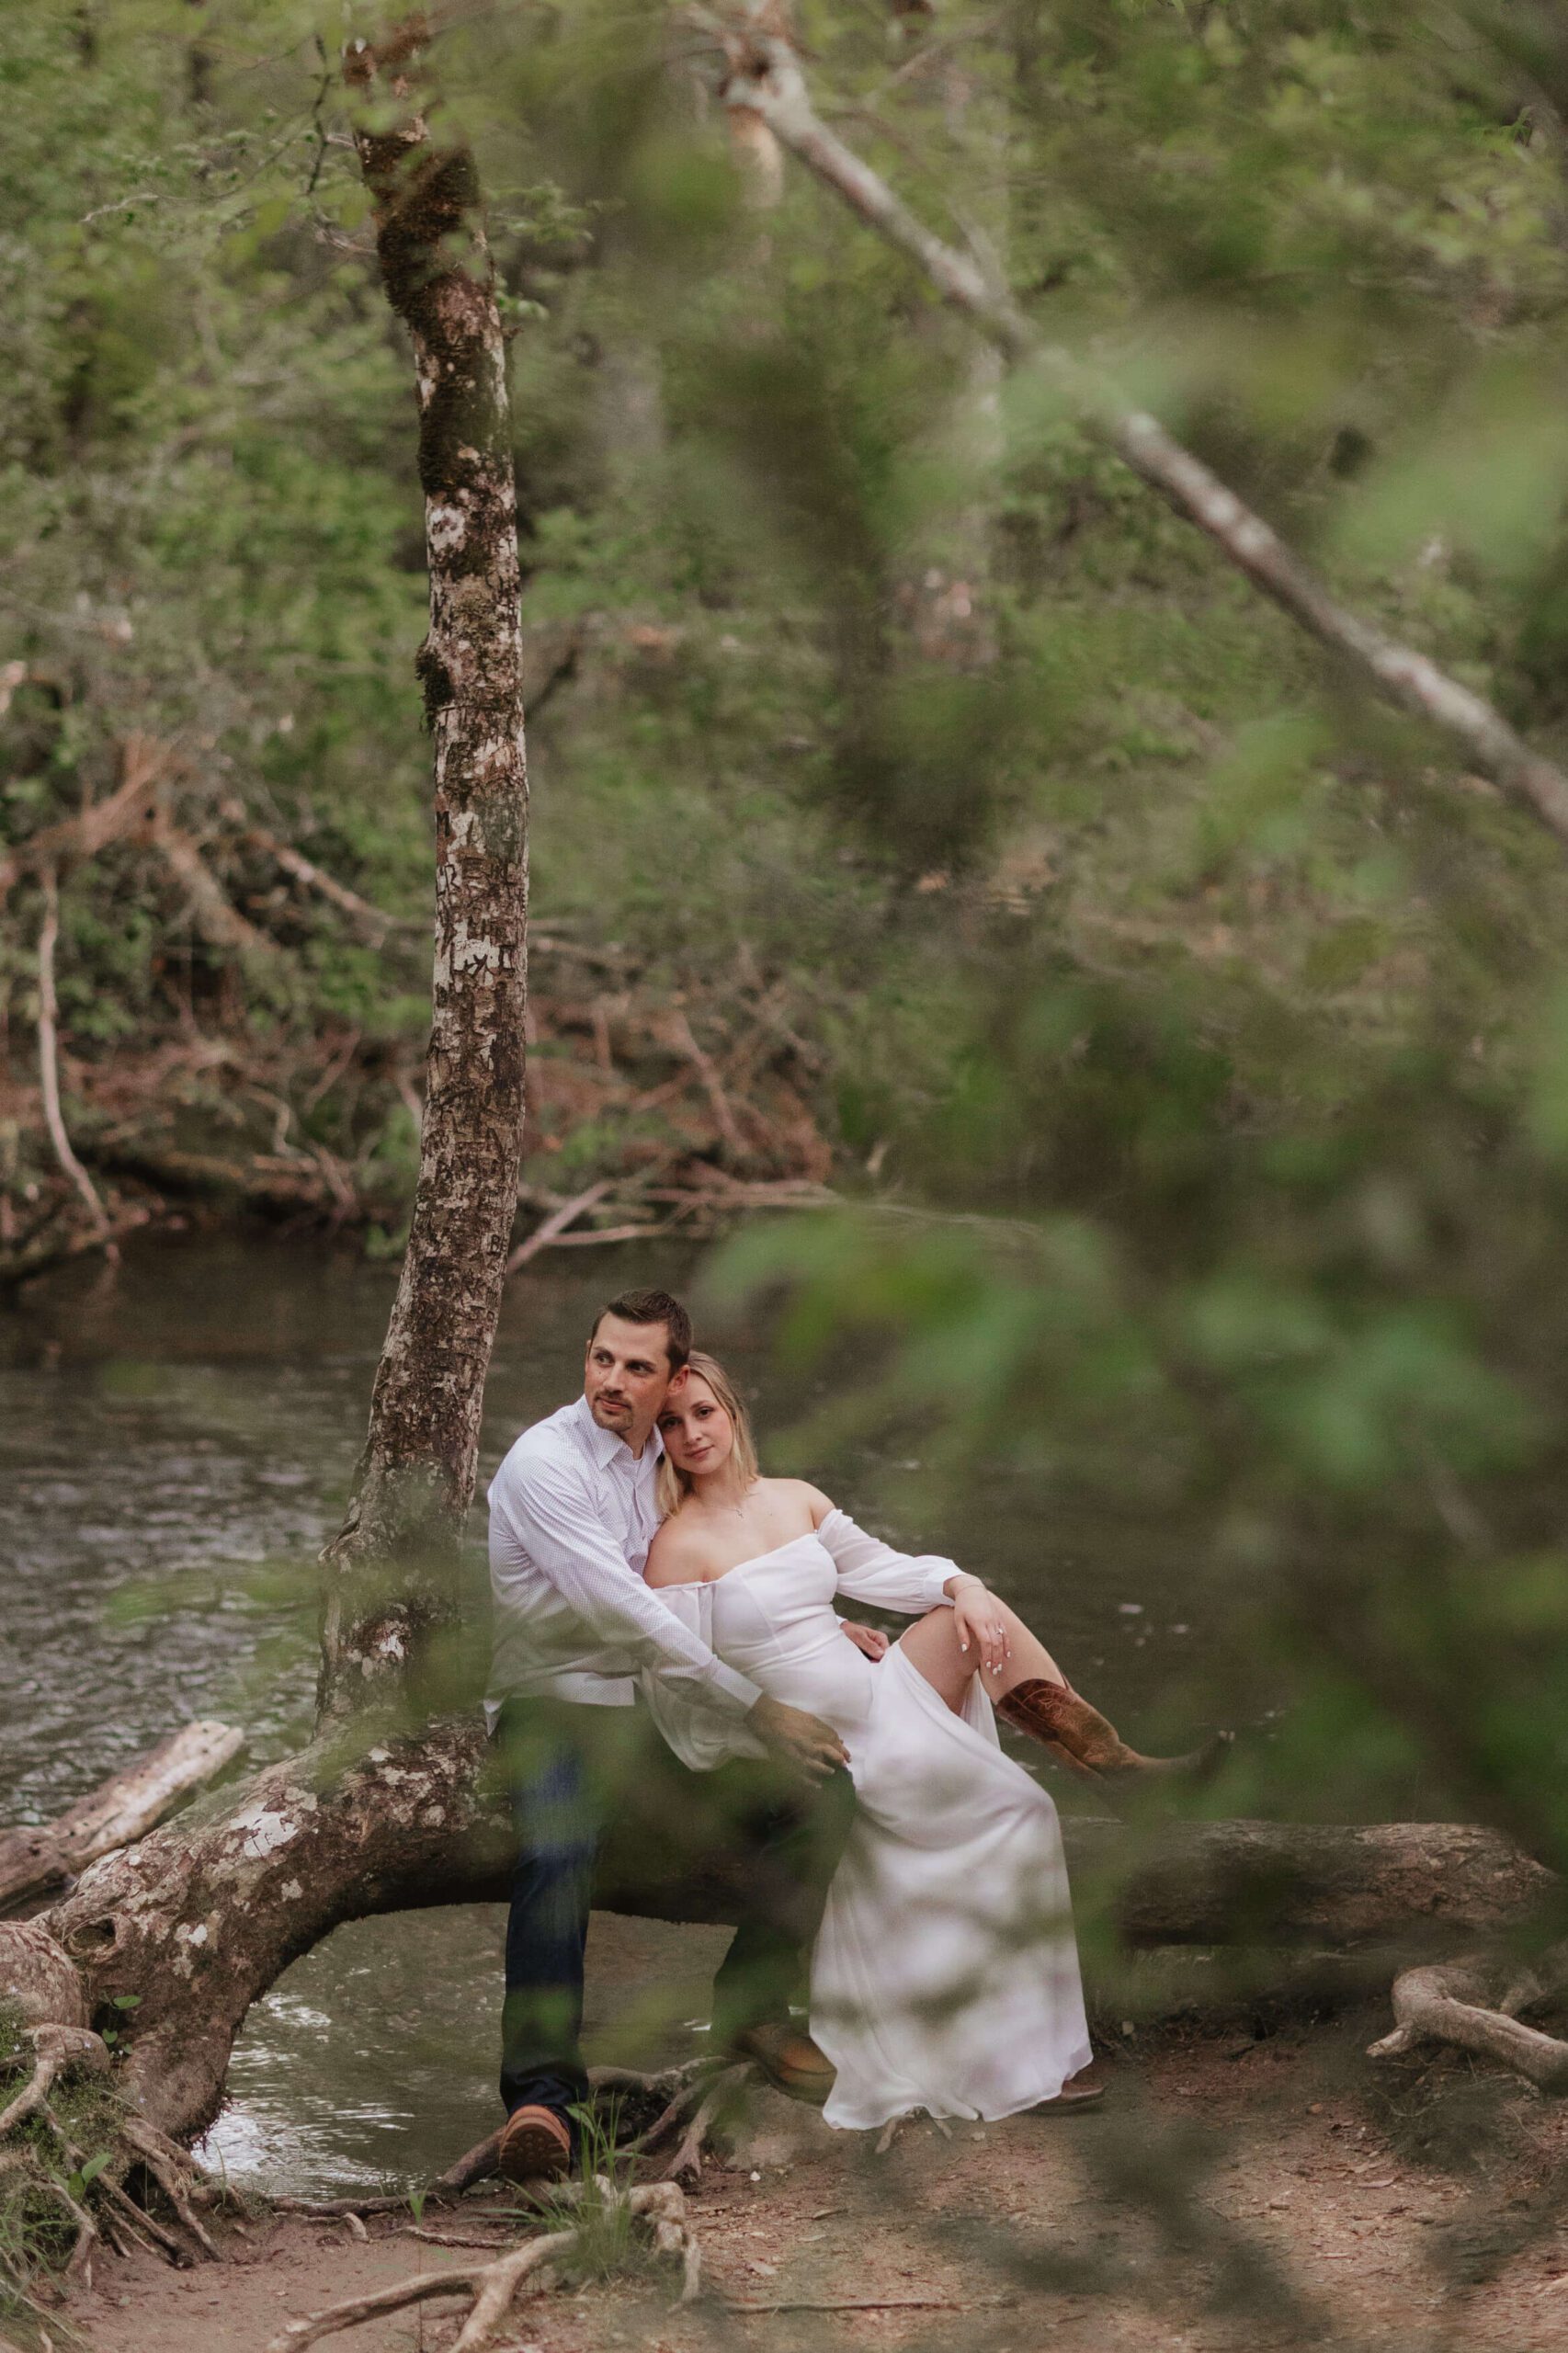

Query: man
487 1286 859 2185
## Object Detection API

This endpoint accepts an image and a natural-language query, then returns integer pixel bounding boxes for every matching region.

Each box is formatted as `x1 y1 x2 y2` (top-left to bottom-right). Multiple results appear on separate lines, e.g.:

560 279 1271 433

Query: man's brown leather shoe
496 2102 573 2185
732 2022 835 2107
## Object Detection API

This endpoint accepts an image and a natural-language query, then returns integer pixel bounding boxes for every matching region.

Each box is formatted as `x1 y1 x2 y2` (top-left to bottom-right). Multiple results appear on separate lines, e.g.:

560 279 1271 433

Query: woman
641 1355 1214 2133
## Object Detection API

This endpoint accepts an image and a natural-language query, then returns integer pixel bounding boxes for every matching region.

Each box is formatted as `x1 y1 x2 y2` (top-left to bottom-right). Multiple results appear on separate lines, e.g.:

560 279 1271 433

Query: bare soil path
73 2009 1568 2353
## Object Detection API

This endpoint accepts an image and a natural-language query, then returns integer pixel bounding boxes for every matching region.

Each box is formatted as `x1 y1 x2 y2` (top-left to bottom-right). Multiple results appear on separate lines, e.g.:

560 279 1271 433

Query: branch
34 867 114 1249
718 28 1568 847
665 1008 745 1153
505 1176 616 1274
226 807 416 940
152 815 277 956
0 1721 245 1911
0 733 167 898
267 2179 700 2353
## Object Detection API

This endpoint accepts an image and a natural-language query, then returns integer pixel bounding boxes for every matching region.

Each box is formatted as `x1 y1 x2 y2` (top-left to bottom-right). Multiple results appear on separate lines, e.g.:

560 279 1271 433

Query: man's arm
495 1446 760 1717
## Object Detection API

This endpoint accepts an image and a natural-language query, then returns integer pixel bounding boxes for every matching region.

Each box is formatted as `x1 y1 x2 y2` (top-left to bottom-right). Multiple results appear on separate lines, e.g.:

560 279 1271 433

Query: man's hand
839 1619 890 1662
748 1693 850 1780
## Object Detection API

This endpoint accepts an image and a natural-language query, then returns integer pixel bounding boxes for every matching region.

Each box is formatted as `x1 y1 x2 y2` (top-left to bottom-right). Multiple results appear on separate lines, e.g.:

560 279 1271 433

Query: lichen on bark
320 13 530 1725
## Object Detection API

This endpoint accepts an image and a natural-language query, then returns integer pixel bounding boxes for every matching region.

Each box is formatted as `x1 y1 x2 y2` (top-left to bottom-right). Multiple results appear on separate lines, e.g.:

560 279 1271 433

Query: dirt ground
68 2009 1568 2353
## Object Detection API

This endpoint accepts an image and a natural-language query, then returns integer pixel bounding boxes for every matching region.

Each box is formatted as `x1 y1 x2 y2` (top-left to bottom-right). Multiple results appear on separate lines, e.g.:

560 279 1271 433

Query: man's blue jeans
495 1695 856 2147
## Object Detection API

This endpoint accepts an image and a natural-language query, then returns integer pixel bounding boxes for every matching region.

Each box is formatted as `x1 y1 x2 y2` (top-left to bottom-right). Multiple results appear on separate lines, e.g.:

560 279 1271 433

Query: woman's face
657 1373 734 1478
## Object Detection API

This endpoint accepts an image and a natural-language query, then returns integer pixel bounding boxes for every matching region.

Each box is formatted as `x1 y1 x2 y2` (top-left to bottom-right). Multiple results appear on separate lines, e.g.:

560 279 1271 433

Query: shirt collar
572 1392 664 1472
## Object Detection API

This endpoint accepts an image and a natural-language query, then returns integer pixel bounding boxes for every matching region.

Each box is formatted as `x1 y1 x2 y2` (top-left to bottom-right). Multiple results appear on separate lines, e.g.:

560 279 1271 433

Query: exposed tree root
0 2017 222 2316
120 2114 222 2257
1368 1943 1568 2091
274 2056 752 2242
266 2177 700 2353
0 2025 107 2138
655 2062 753 2188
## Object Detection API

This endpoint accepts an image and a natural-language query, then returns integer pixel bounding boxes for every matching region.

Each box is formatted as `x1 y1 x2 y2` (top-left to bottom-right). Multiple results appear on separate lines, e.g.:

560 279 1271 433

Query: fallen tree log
0 1722 244 1913
5 1708 1560 2145
1 1705 1563 2284
1060 1816 1559 1954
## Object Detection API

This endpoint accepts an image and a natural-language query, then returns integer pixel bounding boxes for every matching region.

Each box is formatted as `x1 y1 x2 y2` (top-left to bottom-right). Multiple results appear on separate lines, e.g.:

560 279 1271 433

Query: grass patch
0 2001 124 2344
527 2101 659 2290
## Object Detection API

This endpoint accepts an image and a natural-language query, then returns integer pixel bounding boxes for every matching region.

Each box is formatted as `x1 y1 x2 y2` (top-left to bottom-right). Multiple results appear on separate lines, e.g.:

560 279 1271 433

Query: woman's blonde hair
654 1350 759 1518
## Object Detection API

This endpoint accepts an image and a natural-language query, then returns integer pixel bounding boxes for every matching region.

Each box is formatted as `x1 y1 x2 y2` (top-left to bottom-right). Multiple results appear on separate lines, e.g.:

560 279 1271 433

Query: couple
486 1287 1194 2182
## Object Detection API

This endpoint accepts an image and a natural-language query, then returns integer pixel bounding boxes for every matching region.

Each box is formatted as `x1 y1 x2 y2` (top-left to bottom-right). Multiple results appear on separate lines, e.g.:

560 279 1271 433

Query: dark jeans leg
709 1760 858 2048
497 1699 606 2141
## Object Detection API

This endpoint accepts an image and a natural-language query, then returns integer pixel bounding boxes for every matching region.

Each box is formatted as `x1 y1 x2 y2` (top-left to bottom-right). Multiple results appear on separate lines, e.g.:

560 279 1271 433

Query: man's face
584 1313 675 1447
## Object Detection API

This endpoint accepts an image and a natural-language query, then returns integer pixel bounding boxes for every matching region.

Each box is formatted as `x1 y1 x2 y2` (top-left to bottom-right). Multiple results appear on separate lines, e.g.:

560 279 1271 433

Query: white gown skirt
641 1528 1093 2133
812 1643 1092 2130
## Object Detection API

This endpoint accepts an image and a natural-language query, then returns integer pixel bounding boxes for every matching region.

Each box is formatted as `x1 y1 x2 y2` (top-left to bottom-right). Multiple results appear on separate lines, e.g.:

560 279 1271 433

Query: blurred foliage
7 0 1568 1840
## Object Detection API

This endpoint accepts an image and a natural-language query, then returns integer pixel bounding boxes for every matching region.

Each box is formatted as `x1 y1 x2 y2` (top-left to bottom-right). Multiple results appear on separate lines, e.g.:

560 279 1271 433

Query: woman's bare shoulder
759 1476 835 1527
644 1515 709 1587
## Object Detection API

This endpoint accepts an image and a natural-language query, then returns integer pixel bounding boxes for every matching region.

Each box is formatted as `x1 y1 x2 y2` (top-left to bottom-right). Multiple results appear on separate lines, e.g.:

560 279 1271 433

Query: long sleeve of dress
637 1582 768 1771
816 1507 958 1615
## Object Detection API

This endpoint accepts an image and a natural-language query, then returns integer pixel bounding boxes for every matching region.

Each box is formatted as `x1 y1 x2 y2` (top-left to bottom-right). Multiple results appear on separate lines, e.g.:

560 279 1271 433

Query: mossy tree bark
318 13 529 1725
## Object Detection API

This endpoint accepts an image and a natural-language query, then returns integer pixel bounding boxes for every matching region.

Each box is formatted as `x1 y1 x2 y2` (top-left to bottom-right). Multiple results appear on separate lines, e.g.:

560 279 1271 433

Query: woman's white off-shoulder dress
642 1509 1092 2131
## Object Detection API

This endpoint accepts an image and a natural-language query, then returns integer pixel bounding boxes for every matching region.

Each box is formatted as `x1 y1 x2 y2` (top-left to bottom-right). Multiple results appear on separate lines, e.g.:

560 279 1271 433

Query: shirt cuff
926 1560 961 1608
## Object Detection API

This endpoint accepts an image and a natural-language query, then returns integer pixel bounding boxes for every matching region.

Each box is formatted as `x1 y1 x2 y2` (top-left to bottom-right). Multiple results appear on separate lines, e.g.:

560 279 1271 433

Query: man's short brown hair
589 1288 692 1370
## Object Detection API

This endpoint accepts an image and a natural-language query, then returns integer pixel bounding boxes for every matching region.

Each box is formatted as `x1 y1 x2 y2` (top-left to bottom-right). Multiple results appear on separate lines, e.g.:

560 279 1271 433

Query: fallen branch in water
0 1722 244 1911
505 1176 616 1273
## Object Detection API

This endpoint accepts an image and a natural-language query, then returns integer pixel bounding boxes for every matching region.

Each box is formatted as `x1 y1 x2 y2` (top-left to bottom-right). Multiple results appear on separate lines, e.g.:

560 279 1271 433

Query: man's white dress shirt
485 1394 762 1728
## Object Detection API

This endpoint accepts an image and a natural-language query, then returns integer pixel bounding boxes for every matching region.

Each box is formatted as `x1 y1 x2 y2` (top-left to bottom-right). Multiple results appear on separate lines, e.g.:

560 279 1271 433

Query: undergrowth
0 1998 123 2345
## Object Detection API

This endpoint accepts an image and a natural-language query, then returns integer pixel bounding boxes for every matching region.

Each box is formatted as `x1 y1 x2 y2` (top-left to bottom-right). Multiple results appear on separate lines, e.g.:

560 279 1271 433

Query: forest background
11 0 1568 2335
11 0 1568 1821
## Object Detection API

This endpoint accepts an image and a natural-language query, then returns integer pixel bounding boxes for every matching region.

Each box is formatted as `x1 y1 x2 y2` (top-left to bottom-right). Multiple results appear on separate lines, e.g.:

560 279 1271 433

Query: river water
0 1233 1204 2193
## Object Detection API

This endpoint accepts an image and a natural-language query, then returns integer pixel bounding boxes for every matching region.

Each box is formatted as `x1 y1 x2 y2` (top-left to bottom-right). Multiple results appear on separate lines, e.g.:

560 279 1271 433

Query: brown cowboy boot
998 1678 1230 1787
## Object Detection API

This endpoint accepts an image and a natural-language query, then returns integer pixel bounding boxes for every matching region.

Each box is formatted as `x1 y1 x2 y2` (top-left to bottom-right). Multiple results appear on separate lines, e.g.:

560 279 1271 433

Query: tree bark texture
320 16 529 1722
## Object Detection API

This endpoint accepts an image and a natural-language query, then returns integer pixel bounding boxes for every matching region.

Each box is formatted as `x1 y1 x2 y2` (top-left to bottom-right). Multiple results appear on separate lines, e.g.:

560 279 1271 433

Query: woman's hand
949 1576 1010 1680
839 1619 890 1662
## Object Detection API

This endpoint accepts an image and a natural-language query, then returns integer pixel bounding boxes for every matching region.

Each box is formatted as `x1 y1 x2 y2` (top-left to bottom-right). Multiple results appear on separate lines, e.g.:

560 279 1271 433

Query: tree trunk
319 13 529 1724
1062 1815 1557 1951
